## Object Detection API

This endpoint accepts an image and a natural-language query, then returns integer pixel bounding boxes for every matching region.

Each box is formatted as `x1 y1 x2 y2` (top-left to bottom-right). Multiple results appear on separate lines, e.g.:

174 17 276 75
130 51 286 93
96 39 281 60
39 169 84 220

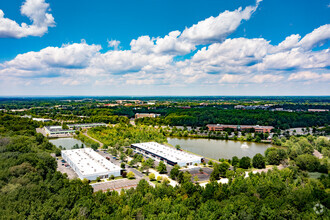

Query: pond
49 138 85 150
167 137 273 160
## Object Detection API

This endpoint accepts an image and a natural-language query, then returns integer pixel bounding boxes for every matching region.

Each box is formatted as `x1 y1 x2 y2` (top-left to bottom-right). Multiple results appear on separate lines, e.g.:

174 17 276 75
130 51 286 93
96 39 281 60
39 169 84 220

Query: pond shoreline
167 137 273 160
49 137 85 150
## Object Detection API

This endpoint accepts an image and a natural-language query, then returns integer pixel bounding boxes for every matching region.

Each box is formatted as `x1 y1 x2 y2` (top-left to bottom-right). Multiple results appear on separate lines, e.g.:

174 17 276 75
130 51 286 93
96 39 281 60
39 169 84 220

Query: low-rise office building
61 148 121 180
207 124 274 133
44 126 75 136
67 123 106 129
135 113 161 119
33 118 52 122
131 142 203 166
308 109 329 112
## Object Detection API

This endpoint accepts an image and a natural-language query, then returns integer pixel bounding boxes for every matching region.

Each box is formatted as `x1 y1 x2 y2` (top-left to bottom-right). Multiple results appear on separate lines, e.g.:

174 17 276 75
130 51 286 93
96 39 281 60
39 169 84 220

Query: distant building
44 126 75 136
207 124 274 133
308 109 329 112
32 118 52 122
61 148 121 180
147 101 156 105
67 123 106 129
104 103 119 107
21 115 32 118
135 113 161 119
234 105 245 109
131 142 203 166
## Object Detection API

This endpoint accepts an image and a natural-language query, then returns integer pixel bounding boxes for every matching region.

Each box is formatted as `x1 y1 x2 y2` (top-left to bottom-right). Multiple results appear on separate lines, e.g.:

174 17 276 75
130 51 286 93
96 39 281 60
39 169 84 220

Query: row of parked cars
59 159 70 167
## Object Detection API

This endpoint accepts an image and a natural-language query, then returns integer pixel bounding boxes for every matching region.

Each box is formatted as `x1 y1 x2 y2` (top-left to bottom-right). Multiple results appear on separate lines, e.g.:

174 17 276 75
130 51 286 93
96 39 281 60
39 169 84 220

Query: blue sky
0 0 329 96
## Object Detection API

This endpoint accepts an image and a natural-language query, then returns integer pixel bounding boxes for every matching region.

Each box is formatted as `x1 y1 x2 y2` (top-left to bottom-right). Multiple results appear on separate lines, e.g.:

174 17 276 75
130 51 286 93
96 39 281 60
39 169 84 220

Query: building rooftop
132 142 202 164
67 123 106 128
207 124 274 129
45 126 74 132
62 148 121 176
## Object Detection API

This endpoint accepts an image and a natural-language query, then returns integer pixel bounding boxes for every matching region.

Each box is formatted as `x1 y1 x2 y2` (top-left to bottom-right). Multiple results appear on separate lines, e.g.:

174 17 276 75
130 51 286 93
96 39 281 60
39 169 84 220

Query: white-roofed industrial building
61 148 122 180
131 142 203 166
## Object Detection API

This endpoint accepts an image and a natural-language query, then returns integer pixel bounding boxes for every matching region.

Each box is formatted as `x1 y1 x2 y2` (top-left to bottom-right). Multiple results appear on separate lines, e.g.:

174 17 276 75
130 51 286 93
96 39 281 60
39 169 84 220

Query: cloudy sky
0 0 329 96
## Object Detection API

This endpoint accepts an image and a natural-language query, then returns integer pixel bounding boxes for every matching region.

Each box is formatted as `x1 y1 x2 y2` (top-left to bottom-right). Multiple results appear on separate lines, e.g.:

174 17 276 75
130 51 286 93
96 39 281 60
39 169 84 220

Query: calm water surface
49 138 85 150
167 137 272 159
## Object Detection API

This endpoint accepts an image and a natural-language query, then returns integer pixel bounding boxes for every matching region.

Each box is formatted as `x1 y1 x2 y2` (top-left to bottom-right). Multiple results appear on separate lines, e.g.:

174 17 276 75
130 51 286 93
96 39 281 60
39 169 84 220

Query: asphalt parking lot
181 167 213 182
91 178 142 192
97 150 144 179
56 158 78 179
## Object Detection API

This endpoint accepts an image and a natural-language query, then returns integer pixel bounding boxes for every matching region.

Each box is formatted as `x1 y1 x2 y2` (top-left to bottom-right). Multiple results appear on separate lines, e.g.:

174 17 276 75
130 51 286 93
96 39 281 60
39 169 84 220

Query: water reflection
167 137 272 159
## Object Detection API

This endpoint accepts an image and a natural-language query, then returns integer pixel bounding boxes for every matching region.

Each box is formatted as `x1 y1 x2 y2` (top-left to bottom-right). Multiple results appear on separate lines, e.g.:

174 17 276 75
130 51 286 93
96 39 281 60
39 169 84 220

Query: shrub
239 157 251 169
232 156 239 166
157 161 167 174
252 153 266 169
127 171 135 179
121 171 127 178
295 154 320 172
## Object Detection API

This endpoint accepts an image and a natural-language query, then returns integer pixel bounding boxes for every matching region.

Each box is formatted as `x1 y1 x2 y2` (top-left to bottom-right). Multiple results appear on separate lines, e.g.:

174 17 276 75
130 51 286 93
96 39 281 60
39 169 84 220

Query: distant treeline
1 96 330 109
135 108 330 129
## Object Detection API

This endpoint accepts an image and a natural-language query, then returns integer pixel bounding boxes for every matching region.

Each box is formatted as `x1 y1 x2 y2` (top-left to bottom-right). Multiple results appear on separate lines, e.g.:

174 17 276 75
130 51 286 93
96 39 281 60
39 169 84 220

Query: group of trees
157 161 167 174
212 136 329 180
272 136 330 172
135 107 329 129
0 113 329 218
87 124 167 148
210 162 231 181
169 165 194 184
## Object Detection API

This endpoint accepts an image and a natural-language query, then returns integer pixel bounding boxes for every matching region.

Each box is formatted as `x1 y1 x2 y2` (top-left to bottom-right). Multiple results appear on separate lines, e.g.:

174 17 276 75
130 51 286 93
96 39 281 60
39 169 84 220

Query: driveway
56 158 78 179
97 150 145 179
82 131 104 148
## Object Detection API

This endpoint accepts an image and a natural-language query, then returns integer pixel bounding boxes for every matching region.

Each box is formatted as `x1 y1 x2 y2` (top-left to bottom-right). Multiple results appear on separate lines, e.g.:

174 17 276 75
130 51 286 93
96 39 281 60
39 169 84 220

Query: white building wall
61 150 121 180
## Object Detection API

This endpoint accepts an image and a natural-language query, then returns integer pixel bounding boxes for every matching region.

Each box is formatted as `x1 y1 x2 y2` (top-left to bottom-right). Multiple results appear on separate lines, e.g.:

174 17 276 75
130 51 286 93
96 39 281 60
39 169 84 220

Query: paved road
97 150 145 179
91 178 141 192
82 131 104 148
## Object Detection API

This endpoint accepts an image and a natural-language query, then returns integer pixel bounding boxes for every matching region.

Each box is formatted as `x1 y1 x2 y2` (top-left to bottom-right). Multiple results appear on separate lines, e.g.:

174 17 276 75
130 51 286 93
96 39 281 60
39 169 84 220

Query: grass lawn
151 180 162 186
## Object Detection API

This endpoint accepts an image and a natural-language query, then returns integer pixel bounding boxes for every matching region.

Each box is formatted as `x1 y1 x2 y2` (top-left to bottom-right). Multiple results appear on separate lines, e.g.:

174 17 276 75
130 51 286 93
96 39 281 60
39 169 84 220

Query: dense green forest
88 124 167 148
0 113 329 219
135 108 330 129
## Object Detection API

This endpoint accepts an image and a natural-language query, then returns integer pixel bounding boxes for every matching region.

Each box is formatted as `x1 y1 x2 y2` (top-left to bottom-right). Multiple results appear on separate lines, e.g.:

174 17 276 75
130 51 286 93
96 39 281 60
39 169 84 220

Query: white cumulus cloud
180 1 262 44
0 0 55 38
288 71 330 81
1 41 101 76
107 39 120 50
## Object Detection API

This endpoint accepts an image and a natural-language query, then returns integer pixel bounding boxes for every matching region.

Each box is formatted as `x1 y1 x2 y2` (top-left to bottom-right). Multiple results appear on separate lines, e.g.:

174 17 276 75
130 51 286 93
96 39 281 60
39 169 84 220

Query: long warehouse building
61 148 121 180
131 142 203 166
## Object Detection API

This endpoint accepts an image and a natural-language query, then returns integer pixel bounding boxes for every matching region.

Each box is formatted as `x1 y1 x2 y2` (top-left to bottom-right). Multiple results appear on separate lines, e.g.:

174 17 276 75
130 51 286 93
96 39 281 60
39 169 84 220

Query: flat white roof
67 123 106 127
132 142 202 164
62 148 121 176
